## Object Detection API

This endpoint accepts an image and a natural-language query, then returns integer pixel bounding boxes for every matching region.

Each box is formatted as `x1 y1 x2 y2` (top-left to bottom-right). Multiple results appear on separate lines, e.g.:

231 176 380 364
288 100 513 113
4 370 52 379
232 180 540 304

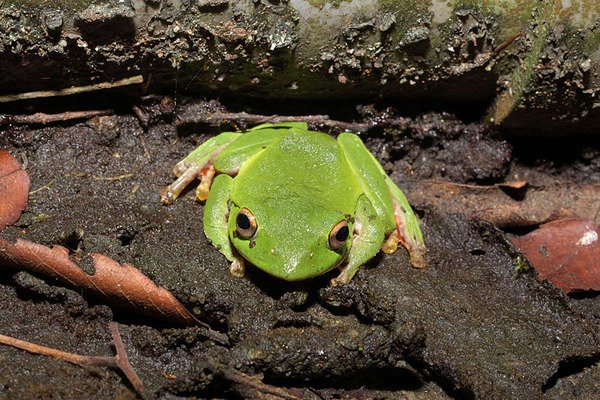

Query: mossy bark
1 0 599 134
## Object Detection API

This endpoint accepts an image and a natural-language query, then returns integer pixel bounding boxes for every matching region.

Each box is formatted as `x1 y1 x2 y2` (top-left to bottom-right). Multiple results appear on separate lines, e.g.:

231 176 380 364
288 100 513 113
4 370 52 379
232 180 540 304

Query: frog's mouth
236 241 349 282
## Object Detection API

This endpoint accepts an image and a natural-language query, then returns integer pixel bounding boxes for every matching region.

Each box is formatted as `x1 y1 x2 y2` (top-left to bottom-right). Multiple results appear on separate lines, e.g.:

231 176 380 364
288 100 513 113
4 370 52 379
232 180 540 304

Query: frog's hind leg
160 132 242 204
337 132 426 270
203 174 245 277
384 177 427 269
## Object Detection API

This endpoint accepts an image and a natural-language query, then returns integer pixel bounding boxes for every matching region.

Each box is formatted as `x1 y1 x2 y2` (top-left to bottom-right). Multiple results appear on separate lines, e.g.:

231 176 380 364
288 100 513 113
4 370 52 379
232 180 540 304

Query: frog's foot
391 198 427 269
229 257 245 278
331 267 351 286
160 162 216 205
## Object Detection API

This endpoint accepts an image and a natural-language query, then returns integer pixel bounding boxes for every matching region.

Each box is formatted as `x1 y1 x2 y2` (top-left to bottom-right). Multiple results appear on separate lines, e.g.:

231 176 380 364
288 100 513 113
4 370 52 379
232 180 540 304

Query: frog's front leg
160 132 242 205
331 195 384 286
204 174 245 277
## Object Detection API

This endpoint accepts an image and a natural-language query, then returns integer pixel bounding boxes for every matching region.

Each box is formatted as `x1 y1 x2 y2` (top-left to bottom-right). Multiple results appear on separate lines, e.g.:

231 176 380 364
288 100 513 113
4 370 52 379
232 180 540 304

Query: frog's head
228 202 353 281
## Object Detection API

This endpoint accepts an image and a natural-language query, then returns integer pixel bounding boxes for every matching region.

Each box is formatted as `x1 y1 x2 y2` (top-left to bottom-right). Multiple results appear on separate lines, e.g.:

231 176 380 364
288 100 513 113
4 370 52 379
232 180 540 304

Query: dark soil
0 99 599 399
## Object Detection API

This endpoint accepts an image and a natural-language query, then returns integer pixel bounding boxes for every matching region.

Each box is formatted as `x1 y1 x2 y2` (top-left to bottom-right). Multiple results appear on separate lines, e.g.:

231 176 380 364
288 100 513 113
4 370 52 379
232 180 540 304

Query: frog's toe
409 247 427 269
229 257 245 277
330 269 351 286
381 230 399 254
160 187 176 205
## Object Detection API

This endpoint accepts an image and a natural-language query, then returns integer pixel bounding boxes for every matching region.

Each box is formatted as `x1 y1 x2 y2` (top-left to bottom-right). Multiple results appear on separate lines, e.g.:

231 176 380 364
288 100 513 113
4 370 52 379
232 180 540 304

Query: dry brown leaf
0 149 30 230
408 180 600 228
0 238 199 326
512 219 600 294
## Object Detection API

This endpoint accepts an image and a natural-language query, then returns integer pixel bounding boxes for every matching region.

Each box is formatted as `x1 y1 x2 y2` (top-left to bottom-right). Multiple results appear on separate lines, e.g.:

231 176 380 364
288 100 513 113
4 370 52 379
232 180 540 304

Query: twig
110 323 145 396
0 332 114 367
138 133 152 161
428 179 527 190
223 369 302 400
0 110 114 126
0 75 144 103
92 173 135 181
28 180 55 196
448 32 521 77
494 32 522 54
177 108 410 134
0 322 145 396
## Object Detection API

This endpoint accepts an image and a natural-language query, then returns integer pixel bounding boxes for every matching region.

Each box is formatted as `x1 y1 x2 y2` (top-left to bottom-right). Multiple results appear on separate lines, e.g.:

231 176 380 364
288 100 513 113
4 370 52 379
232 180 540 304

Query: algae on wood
1 0 599 134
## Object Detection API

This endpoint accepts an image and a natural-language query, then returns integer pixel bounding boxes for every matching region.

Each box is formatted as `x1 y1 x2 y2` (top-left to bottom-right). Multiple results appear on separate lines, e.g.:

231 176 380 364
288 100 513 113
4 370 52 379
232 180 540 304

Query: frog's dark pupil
237 213 251 230
335 225 349 242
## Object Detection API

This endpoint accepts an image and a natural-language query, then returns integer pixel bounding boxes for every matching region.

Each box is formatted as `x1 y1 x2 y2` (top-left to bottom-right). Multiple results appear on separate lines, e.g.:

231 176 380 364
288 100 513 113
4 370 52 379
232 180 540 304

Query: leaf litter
0 148 30 230
512 219 600 294
0 238 202 327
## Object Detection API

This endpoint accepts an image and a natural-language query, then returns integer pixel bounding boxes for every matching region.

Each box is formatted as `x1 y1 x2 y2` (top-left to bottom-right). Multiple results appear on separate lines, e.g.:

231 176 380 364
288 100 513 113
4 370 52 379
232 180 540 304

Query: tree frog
161 122 426 285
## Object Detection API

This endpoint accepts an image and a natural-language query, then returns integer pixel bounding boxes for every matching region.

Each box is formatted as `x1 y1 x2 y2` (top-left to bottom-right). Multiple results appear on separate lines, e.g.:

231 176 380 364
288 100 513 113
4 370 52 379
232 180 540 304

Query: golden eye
236 208 257 239
329 220 349 250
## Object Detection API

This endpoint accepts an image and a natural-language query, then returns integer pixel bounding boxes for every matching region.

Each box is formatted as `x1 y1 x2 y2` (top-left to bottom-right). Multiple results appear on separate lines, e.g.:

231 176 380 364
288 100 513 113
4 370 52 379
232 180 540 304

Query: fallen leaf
0 238 199 325
511 219 600 294
408 180 600 228
0 149 30 229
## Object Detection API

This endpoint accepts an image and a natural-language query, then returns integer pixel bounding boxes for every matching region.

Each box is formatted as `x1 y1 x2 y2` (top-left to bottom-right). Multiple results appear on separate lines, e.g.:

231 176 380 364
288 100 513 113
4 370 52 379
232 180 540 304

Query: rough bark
1 0 599 135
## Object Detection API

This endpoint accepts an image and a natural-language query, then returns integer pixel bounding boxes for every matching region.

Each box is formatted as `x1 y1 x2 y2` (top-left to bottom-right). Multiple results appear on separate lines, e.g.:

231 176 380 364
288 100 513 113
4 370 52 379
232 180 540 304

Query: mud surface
0 101 599 399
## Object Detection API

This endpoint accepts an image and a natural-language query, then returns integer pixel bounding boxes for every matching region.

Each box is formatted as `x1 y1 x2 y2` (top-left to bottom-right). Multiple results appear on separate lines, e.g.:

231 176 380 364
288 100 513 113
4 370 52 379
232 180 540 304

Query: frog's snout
281 249 313 274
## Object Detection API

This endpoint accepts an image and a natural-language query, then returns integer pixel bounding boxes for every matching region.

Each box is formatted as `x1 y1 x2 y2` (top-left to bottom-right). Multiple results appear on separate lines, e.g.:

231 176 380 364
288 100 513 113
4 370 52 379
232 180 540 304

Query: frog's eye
328 220 349 251
236 208 257 239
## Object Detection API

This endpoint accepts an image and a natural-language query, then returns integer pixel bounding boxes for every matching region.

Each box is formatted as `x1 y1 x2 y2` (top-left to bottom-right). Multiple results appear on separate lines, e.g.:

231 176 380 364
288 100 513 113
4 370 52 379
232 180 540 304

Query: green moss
514 255 530 273
486 0 555 123
4 0 99 12
452 0 537 38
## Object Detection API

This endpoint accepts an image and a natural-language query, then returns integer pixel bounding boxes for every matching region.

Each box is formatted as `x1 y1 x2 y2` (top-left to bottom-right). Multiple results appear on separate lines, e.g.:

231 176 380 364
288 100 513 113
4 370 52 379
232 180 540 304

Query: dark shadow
542 353 600 392
75 17 136 45
264 366 425 392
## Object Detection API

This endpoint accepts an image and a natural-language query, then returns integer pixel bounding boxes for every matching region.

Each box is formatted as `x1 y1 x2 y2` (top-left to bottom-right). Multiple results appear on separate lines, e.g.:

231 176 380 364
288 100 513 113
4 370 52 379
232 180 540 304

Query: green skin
161 122 426 285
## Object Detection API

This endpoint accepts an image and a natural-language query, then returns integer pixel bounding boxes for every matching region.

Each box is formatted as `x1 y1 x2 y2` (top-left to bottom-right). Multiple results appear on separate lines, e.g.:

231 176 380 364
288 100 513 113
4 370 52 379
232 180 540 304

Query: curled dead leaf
511 219 600 294
409 180 600 228
0 238 199 325
0 149 30 230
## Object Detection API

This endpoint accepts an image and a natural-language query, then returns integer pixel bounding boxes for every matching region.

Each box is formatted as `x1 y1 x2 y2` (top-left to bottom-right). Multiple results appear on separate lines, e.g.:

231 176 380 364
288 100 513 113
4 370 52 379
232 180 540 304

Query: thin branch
0 110 114 126
494 32 523 54
0 332 114 367
177 108 410 134
427 179 528 190
0 75 144 103
223 369 302 400
92 173 135 181
110 323 145 396
0 322 145 396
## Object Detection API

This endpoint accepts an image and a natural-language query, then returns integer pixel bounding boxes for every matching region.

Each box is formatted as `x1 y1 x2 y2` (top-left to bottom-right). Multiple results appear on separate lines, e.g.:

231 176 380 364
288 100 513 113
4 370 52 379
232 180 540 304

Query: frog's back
232 127 360 213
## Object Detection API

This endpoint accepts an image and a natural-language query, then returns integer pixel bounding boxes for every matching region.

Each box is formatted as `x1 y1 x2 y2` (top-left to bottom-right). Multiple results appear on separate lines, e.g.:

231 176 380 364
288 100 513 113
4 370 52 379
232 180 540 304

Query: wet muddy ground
0 98 599 399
